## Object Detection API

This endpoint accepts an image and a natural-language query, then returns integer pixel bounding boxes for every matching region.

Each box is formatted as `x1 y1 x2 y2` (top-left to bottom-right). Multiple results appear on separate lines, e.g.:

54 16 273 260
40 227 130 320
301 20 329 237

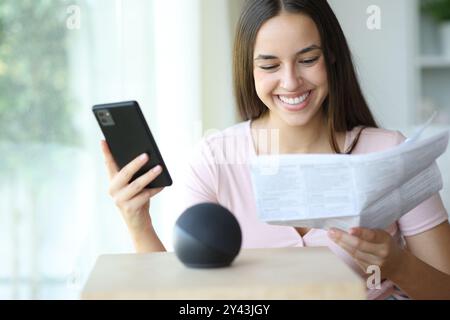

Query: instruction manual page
250 126 449 231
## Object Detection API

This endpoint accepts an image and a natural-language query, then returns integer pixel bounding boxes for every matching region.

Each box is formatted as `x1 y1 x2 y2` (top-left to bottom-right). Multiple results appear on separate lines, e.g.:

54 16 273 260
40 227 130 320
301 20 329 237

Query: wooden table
81 247 366 300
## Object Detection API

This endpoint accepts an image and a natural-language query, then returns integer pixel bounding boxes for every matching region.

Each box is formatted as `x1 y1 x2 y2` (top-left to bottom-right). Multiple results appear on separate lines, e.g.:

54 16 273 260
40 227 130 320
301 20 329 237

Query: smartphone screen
93 101 173 188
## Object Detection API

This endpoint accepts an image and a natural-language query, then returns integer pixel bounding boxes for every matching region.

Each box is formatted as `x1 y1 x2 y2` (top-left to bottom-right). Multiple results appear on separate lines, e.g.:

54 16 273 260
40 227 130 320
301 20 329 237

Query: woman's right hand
100 140 165 241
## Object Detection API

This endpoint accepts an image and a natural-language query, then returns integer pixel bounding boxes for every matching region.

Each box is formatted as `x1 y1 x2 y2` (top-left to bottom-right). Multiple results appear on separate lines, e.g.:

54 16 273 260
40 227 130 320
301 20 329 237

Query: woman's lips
276 90 313 112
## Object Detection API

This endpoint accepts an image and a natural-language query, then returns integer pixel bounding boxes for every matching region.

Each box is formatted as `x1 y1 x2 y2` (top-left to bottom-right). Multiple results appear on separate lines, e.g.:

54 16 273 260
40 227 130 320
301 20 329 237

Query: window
0 0 213 299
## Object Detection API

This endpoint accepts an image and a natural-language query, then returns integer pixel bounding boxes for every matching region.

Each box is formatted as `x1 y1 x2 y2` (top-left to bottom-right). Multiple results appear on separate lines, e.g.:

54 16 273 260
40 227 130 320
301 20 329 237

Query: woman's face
253 12 328 127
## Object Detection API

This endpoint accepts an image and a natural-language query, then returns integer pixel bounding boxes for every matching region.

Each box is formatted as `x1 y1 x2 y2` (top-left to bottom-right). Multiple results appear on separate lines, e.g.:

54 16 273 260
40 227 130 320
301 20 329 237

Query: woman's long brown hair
233 0 378 154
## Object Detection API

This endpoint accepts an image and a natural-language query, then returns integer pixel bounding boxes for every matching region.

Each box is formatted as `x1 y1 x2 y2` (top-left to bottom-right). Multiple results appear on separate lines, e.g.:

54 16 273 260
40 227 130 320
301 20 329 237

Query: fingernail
140 153 148 162
153 165 162 173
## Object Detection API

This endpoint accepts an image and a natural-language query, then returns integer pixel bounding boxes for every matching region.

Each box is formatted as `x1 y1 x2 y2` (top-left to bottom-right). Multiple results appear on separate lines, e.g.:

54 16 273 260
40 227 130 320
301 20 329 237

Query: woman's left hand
328 227 406 279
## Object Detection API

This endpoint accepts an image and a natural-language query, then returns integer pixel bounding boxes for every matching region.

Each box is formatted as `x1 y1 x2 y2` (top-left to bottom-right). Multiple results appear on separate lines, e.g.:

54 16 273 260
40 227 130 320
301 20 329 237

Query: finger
100 140 119 179
336 240 381 266
110 153 149 194
123 187 165 212
114 165 162 202
334 241 370 271
350 227 385 244
329 228 378 254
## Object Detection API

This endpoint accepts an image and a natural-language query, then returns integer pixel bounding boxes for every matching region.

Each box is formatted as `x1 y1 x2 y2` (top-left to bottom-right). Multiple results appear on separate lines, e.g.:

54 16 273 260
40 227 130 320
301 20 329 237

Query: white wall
329 0 419 131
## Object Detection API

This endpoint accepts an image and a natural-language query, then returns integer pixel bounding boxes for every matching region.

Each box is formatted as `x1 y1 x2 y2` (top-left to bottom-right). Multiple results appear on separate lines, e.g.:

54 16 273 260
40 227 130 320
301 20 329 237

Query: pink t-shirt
182 120 449 300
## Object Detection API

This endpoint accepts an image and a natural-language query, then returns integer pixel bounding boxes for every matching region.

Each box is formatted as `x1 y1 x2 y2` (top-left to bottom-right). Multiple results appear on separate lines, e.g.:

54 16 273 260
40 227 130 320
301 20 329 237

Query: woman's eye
300 57 319 65
260 65 278 71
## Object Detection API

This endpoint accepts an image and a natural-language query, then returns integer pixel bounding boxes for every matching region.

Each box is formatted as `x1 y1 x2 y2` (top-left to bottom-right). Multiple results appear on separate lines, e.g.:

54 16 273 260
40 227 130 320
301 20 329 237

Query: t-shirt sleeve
182 137 219 209
393 131 449 237
398 194 448 237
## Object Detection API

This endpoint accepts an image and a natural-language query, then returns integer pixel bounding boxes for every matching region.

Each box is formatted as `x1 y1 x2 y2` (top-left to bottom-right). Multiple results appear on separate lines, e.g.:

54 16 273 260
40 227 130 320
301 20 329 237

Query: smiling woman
106 0 450 301
232 0 449 300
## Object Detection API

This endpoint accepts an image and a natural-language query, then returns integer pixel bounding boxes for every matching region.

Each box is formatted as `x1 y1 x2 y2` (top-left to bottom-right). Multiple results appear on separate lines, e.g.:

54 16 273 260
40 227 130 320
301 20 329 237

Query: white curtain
0 0 238 299
150 0 202 249
0 0 160 299
67 0 204 297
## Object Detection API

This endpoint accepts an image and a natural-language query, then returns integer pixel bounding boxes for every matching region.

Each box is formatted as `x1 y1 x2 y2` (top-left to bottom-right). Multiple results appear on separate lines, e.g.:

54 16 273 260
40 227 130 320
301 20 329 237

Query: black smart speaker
173 203 242 268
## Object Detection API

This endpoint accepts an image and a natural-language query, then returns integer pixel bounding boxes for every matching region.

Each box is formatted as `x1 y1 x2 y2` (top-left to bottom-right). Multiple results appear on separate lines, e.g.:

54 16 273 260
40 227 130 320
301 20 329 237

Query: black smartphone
93 101 173 188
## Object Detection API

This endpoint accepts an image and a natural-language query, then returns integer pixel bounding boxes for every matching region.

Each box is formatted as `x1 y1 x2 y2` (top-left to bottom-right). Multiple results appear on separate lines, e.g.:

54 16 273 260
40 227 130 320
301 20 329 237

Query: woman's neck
252 111 344 155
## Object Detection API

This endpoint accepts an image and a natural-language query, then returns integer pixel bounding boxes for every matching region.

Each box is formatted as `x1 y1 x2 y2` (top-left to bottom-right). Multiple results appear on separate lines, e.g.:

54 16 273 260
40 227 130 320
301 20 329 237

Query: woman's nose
280 67 303 92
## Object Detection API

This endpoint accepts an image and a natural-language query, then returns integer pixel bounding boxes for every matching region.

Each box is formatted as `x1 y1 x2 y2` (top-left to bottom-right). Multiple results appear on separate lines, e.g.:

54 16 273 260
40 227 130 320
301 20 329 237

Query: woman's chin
276 105 321 127
281 115 313 127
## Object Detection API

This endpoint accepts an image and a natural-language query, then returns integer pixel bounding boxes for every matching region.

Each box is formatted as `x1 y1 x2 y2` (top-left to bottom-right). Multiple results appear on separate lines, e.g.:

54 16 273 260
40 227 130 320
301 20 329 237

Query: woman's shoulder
350 126 406 154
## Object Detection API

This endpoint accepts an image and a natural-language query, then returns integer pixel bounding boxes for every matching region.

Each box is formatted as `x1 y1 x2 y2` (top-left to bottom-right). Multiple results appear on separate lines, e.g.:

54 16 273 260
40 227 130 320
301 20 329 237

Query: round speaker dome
173 203 242 268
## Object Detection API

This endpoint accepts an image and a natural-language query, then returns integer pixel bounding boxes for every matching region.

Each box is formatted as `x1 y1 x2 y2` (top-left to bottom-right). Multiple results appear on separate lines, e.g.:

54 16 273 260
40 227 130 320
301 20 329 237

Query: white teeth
279 91 310 105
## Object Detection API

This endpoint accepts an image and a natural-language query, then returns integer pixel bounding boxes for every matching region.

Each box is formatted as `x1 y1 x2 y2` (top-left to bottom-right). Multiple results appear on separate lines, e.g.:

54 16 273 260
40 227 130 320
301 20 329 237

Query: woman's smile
275 89 313 112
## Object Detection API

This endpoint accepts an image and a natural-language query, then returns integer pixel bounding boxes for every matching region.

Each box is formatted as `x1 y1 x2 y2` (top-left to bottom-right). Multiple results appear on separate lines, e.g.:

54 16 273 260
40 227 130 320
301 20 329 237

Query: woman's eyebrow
254 44 322 61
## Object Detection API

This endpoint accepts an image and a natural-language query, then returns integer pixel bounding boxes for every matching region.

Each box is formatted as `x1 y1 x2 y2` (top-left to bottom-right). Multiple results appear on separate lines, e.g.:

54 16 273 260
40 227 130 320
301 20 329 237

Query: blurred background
0 0 449 299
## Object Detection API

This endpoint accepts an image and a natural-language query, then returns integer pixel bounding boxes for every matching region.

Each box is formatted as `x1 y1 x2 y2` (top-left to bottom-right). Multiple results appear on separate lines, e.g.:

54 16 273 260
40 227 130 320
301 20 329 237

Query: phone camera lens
97 109 114 126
